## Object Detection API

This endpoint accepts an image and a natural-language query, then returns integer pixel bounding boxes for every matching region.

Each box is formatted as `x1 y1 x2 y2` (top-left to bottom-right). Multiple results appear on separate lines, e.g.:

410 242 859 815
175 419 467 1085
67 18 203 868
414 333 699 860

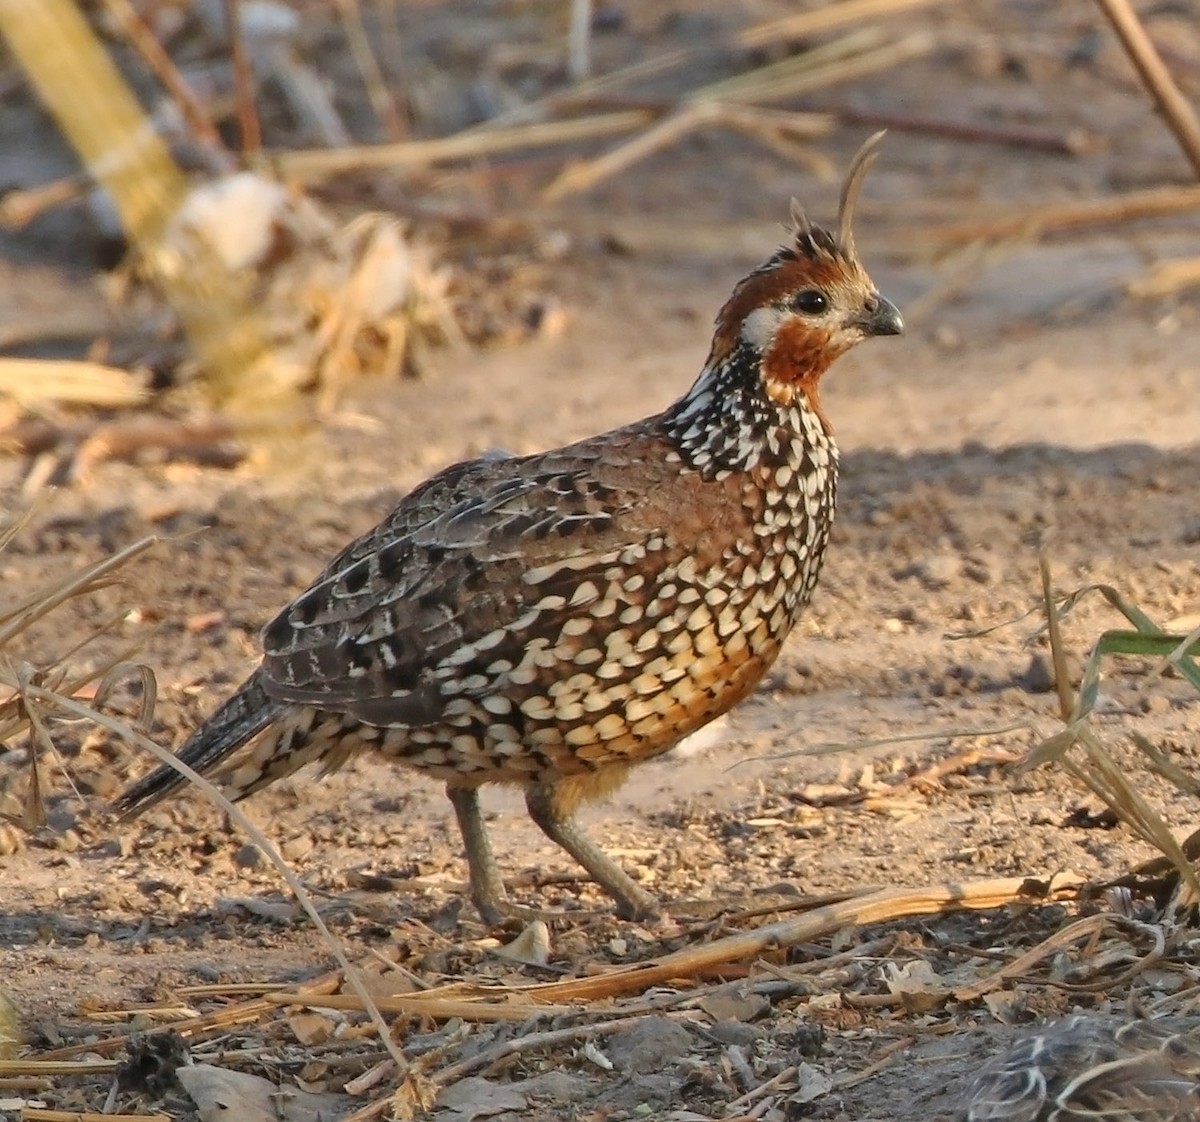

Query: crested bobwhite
961 1016 1200 1122
116 134 904 921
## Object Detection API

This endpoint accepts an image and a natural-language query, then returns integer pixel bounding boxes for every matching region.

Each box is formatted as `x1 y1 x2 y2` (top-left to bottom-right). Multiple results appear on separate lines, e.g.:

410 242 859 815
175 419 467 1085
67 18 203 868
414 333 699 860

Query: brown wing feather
962 1018 1200 1122
257 424 759 728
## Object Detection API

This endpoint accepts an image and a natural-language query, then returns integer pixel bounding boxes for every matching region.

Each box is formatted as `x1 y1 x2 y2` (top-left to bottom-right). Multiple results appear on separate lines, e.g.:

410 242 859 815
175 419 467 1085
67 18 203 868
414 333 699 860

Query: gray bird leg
447 784 508 924
525 783 660 920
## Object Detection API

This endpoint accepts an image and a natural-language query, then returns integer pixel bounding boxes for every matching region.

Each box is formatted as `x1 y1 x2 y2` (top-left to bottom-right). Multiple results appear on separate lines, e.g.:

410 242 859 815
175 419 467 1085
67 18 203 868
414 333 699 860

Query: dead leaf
177 1064 277 1122
288 1011 334 1045
697 991 770 1022
982 989 1028 1024
435 1075 528 1122
883 959 947 995
787 1061 833 1105
177 1062 350 1122
494 919 551 966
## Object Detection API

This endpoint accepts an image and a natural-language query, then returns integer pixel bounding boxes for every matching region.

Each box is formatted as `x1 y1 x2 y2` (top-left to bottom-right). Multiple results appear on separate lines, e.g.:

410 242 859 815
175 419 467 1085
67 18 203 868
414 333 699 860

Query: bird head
709 132 903 413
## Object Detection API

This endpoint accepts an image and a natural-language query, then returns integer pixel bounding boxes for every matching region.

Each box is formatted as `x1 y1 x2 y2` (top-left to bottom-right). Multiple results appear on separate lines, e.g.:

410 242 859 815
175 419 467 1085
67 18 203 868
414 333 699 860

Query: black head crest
789 197 812 240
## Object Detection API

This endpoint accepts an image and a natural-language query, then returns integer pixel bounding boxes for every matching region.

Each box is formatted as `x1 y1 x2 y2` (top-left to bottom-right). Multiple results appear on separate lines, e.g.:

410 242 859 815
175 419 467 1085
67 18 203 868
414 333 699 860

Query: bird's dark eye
790 289 828 315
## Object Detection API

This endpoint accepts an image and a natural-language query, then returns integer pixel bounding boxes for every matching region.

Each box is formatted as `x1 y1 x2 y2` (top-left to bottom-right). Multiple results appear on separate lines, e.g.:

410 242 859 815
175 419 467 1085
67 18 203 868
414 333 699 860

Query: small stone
910 555 961 590
962 557 994 584
280 833 314 862
52 830 82 853
605 1017 693 1074
234 843 264 870
1019 652 1056 694
706 1019 765 1046
934 324 962 350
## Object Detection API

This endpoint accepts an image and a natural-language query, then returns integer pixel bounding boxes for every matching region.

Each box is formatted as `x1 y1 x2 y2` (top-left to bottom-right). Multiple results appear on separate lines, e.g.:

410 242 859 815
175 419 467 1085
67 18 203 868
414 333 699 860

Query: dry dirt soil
3 2 1200 1120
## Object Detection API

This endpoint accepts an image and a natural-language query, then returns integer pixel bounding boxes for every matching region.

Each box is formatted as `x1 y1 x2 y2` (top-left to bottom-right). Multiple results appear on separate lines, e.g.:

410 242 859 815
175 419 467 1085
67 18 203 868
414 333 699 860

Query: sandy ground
2 1 1200 1119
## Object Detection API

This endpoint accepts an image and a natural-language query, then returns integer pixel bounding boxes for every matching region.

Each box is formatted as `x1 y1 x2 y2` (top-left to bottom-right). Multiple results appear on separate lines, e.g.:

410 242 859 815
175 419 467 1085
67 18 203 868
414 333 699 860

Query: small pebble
280 834 314 863
1019 652 1056 694
606 1018 693 1074
910 554 961 590
234 843 264 870
707 1019 765 1046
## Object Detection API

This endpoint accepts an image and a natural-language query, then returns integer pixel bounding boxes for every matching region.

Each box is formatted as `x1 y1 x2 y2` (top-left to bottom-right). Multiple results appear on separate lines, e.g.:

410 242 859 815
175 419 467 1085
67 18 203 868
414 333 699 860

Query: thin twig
902 182 1200 250
13 683 409 1078
953 913 1164 1000
334 0 406 140
410 875 1083 1006
431 1012 693 1087
542 31 931 202
566 0 592 82
738 0 951 50
1094 0 1200 178
223 0 261 156
21 1111 168 1122
264 991 581 1022
101 0 226 157
834 1036 915 1090
833 106 1093 154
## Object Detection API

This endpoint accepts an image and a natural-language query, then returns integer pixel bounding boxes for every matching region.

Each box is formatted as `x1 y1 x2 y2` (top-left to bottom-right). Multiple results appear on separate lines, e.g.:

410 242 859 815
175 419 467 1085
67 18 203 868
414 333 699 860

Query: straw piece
541 33 932 203
264 992 581 1021
21 1112 168 1122
0 359 147 409
413 875 1082 1006
1127 256 1200 297
738 0 953 50
31 973 342 1061
18 680 408 1078
893 183 1200 250
0 1060 119 1075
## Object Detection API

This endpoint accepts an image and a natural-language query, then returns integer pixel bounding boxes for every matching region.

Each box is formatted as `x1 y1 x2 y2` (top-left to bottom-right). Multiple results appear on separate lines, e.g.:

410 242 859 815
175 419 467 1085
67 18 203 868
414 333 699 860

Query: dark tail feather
114 671 286 819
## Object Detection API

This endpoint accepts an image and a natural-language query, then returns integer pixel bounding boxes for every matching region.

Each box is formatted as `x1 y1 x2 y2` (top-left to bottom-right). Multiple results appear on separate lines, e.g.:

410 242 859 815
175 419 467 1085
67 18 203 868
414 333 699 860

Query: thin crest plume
837 129 886 261
782 130 887 265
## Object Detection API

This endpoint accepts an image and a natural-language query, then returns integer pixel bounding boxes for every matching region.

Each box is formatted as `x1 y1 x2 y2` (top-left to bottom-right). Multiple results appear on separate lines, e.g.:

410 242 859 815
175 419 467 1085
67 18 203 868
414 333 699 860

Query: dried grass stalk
274 111 653 181
1094 0 1200 177
738 0 953 50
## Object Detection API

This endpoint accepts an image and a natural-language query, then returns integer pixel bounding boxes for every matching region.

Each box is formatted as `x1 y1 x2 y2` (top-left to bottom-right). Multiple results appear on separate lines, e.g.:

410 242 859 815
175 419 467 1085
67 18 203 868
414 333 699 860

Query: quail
961 1016 1200 1122
116 134 905 922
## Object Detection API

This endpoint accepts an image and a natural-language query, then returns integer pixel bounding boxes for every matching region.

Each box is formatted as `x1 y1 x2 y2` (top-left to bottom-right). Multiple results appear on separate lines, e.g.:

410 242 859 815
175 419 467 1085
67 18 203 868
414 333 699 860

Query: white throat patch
739 305 789 352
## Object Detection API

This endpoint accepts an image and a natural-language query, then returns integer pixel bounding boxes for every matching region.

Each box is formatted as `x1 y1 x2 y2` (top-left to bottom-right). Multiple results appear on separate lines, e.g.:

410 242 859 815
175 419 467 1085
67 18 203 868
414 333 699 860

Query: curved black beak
861 294 904 337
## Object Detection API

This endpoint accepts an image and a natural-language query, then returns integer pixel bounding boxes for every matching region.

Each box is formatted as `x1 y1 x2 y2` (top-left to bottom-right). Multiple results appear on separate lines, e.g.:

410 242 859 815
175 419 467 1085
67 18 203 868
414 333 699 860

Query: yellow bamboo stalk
0 0 182 243
0 0 268 406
